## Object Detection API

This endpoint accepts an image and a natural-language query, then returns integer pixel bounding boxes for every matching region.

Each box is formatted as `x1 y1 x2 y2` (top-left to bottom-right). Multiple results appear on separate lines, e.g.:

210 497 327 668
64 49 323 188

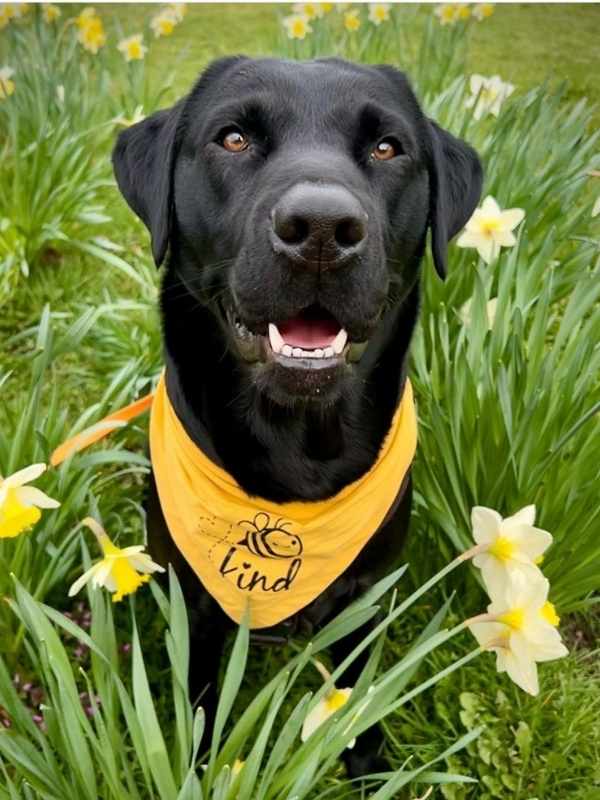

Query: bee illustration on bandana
237 512 303 559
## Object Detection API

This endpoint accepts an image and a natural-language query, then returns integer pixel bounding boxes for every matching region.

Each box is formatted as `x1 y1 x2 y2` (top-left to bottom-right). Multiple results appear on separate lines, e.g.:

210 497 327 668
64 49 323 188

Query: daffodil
68 517 164 603
0 464 60 539
150 9 178 37
455 3 471 20
167 3 187 22
456 195 525 264
13 3 29 16
0 66 15 100
301 660 355 747
344 9 360 31
470 505 552 596
465 73 515 120
472 3 494 20
74 7 97 28
77 15 106 54
43 4 60 23
292 3 324 20
0 4 16 29
434 4 459 26
592 196 600 218
469 574 568 695
117 34 147 62
368 3 390 25
283 13 312 39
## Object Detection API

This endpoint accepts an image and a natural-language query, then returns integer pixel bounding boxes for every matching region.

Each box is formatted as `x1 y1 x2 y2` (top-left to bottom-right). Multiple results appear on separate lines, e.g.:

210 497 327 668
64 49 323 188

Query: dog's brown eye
372 138 399 161
221 128 249 153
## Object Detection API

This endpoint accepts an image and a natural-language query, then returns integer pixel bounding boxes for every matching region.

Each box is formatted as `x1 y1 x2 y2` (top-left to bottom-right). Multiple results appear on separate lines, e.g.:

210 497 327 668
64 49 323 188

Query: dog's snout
271 183 368 269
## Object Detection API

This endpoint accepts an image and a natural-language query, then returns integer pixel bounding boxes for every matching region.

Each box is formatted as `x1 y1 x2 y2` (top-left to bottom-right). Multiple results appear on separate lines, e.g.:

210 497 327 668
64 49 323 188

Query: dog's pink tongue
279 314 339 348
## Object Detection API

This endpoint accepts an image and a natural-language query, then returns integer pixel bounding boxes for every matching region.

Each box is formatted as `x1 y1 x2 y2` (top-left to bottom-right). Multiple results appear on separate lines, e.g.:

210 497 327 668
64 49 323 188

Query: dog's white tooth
314 348 324 358
332 328 348 355
323 346 334 358
292 347 303 358
282 344 293 357
268 323 284 354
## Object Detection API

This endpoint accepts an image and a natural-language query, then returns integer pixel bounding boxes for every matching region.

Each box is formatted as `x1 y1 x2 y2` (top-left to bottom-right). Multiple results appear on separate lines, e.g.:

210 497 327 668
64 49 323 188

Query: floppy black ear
112 103 183 266
427 120 483 279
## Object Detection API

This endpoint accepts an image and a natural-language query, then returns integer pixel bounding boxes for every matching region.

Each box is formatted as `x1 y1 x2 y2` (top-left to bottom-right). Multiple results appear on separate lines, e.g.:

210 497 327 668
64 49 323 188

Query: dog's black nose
271 183 368 269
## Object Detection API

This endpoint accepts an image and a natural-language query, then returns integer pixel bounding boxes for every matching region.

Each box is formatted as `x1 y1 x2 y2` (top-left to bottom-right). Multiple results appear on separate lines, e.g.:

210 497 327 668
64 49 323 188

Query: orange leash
50 392 154 467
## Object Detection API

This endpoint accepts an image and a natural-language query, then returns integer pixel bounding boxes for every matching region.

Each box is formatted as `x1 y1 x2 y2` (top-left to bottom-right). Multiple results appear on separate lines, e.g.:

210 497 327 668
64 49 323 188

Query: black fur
113 56 482 775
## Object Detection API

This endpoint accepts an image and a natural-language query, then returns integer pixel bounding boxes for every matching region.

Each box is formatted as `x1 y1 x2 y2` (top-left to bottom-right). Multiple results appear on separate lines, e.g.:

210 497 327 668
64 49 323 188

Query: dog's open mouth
226 304 369 367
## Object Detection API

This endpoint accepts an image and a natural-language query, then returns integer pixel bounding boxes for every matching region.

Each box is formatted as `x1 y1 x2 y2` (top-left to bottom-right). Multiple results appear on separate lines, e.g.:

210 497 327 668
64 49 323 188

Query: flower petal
17 486 60 509
4 463 47 488
68 563 100 597
471 506 502 544
499 208 525 230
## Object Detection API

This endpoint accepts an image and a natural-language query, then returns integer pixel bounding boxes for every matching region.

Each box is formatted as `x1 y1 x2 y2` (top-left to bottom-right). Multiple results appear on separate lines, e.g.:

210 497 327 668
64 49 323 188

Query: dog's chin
221 302 372 405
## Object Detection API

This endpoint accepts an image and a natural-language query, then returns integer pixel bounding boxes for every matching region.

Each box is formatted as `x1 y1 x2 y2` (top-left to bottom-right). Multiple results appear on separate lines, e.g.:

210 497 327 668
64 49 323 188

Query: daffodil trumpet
69 517 164 603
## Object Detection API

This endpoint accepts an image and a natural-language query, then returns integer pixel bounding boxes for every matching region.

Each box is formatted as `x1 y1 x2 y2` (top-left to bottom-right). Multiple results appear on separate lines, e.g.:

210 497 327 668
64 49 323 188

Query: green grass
2 3 600 798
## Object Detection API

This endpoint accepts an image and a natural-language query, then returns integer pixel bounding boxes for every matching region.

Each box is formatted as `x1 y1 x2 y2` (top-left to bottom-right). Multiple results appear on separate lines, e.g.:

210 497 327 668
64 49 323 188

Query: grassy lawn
1 3 600 798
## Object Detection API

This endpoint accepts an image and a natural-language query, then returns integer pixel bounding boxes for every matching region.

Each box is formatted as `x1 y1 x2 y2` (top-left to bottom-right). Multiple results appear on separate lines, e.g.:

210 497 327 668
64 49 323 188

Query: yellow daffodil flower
368 3 390 25
0 463 60 539
465 73 515 120
292 3 323 20
301 660 355 747
302 687 354 744
455 3 471 20
12 3 33 19
470 505 552 596
43 4 60 23
150 9 178 37
0 65 15 100
434 4 459 26
456 195 524 264
0 4 17 30
117 34 147 62
344 9 361 31
113 105 146 128
283 13 312 39
459 297 498 330
472 3 494 20
321 3 334 12
68 517 165 603
469 574 568 695
167 3 187 22
74 6 97 28
77 15 107 54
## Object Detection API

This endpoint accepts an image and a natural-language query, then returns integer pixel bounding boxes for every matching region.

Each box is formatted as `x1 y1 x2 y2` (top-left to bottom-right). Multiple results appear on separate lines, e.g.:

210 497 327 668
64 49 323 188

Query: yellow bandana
150 373 417 629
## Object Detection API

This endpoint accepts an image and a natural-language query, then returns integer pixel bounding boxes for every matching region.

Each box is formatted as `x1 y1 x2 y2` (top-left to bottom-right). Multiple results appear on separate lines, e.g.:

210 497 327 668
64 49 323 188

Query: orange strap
50 393 154 467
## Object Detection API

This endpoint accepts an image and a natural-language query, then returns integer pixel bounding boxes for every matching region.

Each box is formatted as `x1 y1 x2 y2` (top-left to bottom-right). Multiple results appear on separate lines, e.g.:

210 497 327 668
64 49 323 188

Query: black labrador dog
113 56 482 774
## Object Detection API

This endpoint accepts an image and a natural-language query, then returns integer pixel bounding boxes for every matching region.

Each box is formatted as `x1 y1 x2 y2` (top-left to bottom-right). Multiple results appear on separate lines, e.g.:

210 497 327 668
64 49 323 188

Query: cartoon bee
237 512 303 559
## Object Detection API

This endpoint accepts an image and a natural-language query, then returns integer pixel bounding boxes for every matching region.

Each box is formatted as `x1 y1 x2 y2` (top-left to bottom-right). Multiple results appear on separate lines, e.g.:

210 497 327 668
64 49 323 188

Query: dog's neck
160 268 419 503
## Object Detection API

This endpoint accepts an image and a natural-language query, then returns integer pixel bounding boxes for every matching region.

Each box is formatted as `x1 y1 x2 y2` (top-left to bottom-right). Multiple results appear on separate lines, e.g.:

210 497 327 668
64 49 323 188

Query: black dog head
113 56 481 406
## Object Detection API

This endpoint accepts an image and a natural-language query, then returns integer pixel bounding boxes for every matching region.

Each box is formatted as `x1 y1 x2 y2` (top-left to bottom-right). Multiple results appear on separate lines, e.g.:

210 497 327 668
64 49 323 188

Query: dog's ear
112 103 183 267
427 120 483 279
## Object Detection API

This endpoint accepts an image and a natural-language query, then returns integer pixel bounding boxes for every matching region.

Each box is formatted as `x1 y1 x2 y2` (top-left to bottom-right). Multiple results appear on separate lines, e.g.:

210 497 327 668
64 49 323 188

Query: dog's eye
220 127 249 153
372 138 401 161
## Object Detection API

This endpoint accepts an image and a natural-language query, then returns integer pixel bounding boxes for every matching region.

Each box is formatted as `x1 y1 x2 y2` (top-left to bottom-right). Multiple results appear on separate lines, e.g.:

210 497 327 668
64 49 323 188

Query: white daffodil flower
69 517 164 603
301 686 354 746
368 3 391 25
469 573 568 695
0 463 60 539
283 13 313 39
301 660 355 748
465 74 515 120
471 504 552 597
456 195 525 264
